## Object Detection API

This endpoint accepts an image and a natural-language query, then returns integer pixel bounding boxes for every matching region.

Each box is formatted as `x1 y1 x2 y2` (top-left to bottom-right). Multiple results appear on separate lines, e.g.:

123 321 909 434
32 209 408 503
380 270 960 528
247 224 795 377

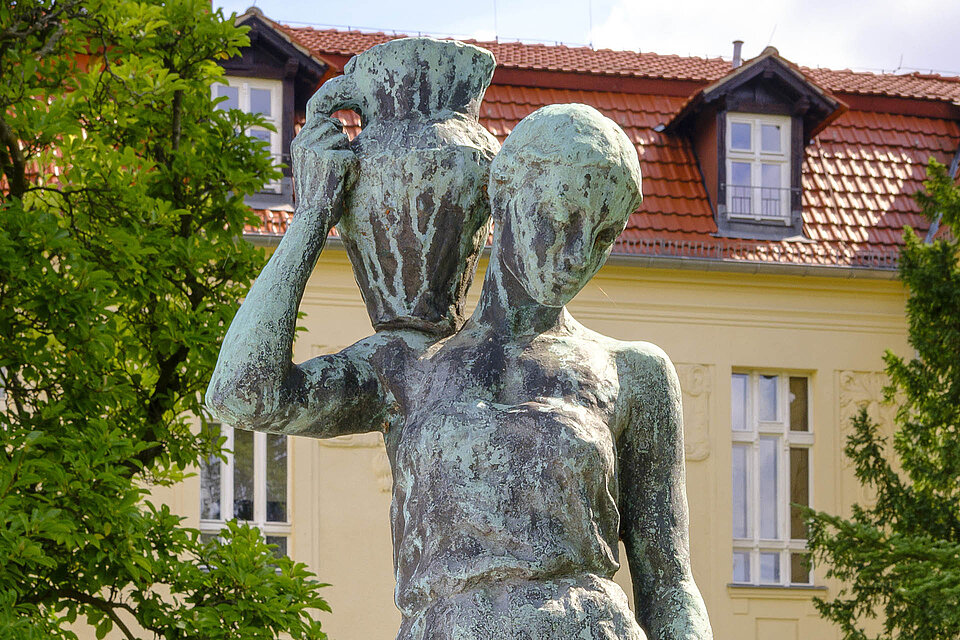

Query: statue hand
291 117 358 226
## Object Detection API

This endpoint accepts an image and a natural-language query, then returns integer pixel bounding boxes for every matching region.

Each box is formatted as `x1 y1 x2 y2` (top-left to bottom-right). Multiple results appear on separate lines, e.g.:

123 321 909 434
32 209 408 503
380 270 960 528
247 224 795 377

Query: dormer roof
230 7 328 85
667 46 846 139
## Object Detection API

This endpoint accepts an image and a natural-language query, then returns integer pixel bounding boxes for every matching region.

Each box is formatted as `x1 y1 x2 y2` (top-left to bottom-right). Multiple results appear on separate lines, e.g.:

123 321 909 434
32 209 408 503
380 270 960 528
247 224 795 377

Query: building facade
154 9 960 640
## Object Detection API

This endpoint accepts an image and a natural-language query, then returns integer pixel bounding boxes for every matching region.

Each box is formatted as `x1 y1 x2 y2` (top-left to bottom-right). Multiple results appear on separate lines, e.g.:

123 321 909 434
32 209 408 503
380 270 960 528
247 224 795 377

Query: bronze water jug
308 38 500 336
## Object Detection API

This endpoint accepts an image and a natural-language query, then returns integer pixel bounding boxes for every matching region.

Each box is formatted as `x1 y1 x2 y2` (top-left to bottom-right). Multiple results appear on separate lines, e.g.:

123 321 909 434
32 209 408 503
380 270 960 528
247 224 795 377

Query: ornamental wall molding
837 370 896 437
836 369 897 509
676 363 713 461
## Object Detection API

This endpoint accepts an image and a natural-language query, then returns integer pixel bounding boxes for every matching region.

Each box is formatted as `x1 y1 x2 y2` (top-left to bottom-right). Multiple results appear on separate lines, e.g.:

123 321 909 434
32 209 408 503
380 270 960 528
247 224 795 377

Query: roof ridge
280 24 960 101
282 25 960 83
284 25 394 38
803 65 960 83
284 24 729 65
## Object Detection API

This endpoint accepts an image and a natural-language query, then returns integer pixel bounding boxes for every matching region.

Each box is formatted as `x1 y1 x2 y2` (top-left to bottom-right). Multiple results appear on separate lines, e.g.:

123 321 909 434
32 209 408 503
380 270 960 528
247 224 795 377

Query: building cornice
243 233 899 280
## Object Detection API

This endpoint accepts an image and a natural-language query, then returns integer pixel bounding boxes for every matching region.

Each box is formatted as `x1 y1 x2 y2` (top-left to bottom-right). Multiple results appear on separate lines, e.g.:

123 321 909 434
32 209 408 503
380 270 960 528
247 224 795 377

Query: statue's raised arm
205 38 500 438
204 124 380 436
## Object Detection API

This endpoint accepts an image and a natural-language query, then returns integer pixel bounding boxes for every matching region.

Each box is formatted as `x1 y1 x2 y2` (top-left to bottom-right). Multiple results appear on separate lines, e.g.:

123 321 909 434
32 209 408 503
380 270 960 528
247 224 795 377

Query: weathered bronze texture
307 38 500 336
207 39 712 640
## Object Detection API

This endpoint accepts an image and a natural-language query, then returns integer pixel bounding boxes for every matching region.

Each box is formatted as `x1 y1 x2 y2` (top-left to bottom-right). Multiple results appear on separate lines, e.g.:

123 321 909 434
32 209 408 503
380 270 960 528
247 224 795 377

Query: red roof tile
282 25 960 104
248 23 960 270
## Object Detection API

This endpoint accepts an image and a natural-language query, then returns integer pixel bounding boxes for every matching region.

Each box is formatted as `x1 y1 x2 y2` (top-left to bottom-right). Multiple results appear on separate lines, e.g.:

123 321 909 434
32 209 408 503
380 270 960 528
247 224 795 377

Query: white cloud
589 0 960 73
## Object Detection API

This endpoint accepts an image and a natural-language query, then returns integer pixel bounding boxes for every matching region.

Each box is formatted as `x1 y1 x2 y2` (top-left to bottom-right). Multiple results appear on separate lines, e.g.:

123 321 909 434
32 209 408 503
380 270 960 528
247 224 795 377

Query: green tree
0 1 330 638
805 159 960 640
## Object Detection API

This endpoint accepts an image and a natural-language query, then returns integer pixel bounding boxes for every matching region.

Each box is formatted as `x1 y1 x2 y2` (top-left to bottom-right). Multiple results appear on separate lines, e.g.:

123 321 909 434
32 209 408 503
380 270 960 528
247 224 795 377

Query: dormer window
215 8 330 207
666 46 845 242
215 77 283 193
726 113 791 223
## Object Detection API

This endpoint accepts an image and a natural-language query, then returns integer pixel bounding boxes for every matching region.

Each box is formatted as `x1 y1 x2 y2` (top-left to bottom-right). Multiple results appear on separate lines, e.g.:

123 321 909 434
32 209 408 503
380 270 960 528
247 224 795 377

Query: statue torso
379 328 646 639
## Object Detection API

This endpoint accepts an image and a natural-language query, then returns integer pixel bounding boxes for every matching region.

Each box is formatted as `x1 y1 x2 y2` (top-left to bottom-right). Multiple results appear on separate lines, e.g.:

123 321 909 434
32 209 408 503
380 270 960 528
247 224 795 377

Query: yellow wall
165 244 908 640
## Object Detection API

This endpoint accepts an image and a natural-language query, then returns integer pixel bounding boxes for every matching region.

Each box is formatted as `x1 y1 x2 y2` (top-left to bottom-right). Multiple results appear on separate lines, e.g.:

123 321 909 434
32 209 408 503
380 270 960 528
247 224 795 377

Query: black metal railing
724 184 799 220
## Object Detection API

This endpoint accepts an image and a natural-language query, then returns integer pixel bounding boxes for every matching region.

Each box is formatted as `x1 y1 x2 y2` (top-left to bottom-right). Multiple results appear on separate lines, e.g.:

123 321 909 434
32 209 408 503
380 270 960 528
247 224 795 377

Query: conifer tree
806 158 960 640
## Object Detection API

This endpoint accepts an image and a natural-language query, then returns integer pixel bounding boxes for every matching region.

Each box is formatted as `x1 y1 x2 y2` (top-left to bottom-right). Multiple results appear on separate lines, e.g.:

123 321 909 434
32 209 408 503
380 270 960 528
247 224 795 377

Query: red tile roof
281 26 960 103
303 31 730 81
804 68 960 103
248 23 960 270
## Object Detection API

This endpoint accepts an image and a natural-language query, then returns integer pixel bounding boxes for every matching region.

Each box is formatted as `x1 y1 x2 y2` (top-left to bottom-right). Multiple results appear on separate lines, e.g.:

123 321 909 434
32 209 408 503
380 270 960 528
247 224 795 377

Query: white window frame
731 371 813 586
726 113 792 223
214 76 283 193
199 424 292 556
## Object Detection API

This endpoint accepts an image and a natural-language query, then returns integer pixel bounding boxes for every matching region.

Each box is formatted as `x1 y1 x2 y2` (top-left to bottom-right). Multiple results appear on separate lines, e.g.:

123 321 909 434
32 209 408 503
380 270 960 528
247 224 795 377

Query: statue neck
472 230 568 339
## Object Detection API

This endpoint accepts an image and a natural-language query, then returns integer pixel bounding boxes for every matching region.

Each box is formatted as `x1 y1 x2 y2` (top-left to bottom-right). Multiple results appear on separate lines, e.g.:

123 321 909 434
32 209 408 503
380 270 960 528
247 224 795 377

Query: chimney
732 40 744 69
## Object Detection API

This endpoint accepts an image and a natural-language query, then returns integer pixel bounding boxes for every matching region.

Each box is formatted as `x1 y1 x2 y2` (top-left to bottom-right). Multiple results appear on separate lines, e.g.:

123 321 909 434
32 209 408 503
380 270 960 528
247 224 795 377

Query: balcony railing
724 184 799 222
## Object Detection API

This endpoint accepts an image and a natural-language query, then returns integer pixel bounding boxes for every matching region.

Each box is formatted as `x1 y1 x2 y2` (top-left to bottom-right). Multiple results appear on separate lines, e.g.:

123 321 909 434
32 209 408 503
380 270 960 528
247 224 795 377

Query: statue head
489 104 643 307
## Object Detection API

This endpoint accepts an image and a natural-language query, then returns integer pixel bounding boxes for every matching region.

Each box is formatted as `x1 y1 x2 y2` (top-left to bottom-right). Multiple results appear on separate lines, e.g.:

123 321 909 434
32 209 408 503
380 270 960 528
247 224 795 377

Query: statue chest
390 397 619 533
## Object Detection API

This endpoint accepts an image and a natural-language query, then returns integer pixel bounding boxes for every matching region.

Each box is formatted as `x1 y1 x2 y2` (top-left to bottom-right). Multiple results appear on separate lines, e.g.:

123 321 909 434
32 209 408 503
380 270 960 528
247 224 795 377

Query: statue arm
206 121 388 437
616 344 713 640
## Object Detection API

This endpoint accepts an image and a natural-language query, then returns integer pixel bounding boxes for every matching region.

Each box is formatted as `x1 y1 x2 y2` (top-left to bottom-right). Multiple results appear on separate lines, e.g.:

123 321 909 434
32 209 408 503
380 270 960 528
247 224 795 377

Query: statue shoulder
611 341 682 443
614 340 679 396
333 329 433 387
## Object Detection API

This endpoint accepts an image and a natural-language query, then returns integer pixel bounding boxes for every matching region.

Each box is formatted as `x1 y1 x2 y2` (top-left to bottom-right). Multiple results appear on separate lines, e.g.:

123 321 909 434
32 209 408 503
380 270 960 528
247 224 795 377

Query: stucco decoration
837 370 897 509
316 432 382 448
207 40 712 640
371 446 393 493
315 431 393 492
676 364 712 461
838 370 895 433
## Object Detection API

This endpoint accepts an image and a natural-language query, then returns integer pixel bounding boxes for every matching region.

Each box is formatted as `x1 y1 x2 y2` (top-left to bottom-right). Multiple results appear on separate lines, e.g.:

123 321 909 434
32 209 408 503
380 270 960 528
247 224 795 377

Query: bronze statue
207 37 712 640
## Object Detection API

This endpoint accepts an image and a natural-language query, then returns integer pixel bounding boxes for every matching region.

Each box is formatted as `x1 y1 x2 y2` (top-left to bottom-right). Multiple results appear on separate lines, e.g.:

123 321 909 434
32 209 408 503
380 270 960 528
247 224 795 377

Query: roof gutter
603 252 898 279
245 233 898 280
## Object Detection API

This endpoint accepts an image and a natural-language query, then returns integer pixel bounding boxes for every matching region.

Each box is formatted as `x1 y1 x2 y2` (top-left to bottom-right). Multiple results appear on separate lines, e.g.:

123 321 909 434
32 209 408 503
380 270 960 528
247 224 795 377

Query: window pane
199 532 220 546
266 434 287 522
790 447 810 539
731 161 751 185
250 88 272 116
731 122 751 150
789 377 809 431
730 163 752 215
249 128 272 144
759 375 778 421
732 444 750 538
732 373 748 431
761 123 781 152
265 535 288 559
791 552 812 584
215 84 239 110
759 436 778 538
199 424 221 520
760 552 780 583
760 165 782 217
761 163 780 188
233 429 255 521
733 551 751 582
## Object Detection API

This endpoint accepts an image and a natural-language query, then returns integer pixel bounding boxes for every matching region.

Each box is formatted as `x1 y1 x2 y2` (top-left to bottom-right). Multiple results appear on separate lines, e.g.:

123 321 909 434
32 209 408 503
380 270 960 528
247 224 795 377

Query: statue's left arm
616 343 713 640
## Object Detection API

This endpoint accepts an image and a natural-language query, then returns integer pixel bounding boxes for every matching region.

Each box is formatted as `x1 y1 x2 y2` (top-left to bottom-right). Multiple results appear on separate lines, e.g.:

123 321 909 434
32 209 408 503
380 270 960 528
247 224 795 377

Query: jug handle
307 74 364 124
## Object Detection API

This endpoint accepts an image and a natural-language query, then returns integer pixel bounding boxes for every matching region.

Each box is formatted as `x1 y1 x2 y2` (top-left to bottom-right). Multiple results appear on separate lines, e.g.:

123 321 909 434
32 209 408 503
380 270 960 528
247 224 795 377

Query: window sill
727 583 827 600
726 213 792 225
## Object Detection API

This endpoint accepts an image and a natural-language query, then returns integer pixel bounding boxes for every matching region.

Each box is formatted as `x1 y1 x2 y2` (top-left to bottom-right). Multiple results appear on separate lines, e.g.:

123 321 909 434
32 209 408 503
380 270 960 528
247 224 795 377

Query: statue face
499 163 631 308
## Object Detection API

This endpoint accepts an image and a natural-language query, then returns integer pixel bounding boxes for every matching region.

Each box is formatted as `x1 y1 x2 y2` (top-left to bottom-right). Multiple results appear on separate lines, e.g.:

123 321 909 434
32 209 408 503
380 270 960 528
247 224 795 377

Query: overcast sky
214 0 960 75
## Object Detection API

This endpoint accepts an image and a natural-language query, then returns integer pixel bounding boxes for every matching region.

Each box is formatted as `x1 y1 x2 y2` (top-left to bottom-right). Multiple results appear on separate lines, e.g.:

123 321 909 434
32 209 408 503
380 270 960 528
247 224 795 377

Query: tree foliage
0 0 330 637
806 159 960 640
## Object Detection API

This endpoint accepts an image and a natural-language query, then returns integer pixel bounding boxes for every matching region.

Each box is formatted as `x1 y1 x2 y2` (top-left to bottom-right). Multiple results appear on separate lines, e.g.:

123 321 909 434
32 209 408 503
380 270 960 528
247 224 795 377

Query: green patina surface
207 39 712 640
